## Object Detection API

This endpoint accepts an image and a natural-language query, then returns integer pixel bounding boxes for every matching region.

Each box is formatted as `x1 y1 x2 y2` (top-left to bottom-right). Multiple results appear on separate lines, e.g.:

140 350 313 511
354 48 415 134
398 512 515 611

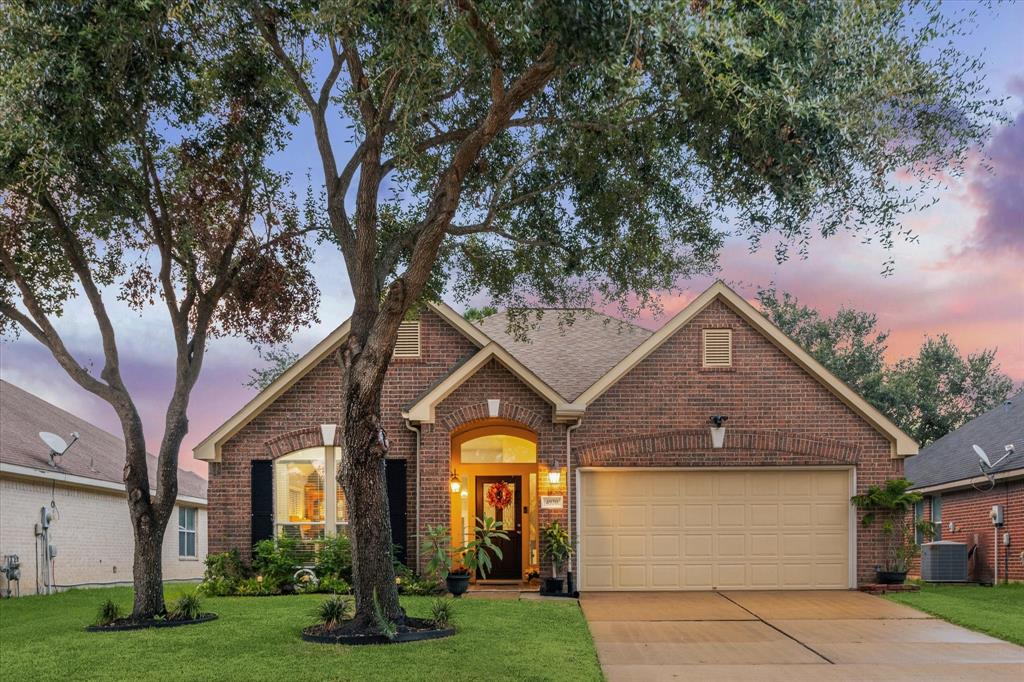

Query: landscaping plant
429 598 456 629
252 537 301 590
459 517 510 580
314 534 353 583
315 595 352 630
851 478 934 579
94 599 122 628
167 593 203 622
541 522 573 579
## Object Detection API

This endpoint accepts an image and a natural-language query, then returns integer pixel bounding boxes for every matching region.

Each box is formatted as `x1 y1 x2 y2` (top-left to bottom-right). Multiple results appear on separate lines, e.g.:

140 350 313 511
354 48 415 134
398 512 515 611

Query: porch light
709 415 728 449
548 469 561 485
320 423 338 447
450 470 461 494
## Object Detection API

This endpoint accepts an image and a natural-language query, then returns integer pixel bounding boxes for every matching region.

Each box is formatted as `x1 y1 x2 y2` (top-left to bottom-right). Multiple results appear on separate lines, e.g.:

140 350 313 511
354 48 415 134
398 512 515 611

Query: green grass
0 585 602 681
885 583 1024 646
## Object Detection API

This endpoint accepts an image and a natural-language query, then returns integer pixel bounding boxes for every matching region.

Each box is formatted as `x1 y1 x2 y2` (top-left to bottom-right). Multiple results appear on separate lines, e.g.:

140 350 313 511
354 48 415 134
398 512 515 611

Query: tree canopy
756 287 1016 446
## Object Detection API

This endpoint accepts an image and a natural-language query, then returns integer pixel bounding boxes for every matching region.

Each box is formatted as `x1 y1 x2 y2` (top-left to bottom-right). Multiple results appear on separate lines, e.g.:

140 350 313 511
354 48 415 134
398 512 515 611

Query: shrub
197 576 236 597
400 572 443 596
316 595 352 630
94 598 122 627
430 598 456 629
314 534 352 582
316 576 351 594
167 593 203 621
199 550 251 596
235 576 278 596
252 537 300 587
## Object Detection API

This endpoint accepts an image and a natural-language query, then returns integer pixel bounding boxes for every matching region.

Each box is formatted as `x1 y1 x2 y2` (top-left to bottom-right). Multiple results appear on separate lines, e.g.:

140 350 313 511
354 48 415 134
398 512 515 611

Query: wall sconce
548 469 561 485
320 423 338 447
709 415 728 449
450 470 461 494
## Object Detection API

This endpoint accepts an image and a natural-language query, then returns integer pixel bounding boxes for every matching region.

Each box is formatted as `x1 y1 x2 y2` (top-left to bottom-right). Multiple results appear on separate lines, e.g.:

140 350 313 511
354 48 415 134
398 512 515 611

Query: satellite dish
974 444 991 467
40 432 68 455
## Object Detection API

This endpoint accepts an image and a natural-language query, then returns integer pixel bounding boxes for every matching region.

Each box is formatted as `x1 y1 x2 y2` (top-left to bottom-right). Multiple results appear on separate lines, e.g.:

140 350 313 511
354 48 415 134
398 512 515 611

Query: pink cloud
964 108 1024 255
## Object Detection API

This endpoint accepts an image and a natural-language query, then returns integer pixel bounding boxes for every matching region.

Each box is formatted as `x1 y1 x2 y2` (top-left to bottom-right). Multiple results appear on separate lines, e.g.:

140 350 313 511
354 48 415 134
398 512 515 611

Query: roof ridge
476 307 654 333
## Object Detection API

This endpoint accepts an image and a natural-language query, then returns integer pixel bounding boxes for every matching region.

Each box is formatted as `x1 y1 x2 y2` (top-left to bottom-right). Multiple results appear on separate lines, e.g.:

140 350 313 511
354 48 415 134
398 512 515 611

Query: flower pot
542 577 564 595
445 573 470 597
876 570 907 585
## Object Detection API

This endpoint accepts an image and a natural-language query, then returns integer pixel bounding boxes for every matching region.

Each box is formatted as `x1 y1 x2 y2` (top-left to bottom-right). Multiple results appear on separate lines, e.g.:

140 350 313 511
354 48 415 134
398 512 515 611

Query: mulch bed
302 617 455 646
86 613 218 632
859 583 921 595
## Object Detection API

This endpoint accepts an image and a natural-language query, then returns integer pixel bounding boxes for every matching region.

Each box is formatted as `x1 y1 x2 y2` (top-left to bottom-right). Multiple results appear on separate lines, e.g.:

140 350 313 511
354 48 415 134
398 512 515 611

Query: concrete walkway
581 591 1024 681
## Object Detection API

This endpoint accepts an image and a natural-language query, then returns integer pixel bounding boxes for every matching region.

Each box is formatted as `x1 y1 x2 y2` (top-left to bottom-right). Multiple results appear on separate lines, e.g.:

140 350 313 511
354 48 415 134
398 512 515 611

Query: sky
2 4 1022 479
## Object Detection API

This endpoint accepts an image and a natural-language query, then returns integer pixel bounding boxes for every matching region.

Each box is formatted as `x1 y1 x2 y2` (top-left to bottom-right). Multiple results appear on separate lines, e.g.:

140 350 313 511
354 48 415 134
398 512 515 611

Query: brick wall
571 299 903 585
911 478 1023 583
0 476 206 595
208 309 478 559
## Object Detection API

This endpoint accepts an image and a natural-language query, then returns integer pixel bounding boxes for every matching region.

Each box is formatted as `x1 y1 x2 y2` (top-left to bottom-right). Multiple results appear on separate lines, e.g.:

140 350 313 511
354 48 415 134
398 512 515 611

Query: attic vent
702 328 732 367
393 320 421 358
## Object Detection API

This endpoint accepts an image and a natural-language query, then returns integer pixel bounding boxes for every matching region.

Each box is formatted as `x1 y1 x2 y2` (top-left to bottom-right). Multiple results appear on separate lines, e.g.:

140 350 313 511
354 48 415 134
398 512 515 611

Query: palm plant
459 517 509 579
851 478 933 575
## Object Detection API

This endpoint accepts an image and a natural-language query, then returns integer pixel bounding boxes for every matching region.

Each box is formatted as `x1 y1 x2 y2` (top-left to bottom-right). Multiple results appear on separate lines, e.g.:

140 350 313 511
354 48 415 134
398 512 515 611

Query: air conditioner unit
921 541 968 582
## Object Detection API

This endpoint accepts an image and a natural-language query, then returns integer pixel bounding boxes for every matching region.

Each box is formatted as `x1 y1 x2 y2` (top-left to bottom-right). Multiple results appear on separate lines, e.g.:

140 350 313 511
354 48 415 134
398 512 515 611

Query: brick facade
912 478 1023 583
207 296 904 586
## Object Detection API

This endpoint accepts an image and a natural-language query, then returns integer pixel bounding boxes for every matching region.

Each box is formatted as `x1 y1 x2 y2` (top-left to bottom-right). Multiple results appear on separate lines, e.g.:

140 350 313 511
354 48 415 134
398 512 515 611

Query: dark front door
475 475 522 580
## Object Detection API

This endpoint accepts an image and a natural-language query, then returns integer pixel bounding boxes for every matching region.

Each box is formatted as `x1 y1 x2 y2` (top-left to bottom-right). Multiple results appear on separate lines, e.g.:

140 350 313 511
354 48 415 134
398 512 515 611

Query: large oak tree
247 0 1000 631
0 3 318 618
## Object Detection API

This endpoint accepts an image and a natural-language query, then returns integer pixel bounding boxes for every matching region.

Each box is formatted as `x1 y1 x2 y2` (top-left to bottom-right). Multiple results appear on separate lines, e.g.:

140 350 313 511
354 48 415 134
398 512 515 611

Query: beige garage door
579 469 851 590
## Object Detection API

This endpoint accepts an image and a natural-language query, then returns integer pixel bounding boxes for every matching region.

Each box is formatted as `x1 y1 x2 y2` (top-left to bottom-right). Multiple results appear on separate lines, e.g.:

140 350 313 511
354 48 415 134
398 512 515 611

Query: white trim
912 468 1024 494
0 462 207 506
575 465 857 592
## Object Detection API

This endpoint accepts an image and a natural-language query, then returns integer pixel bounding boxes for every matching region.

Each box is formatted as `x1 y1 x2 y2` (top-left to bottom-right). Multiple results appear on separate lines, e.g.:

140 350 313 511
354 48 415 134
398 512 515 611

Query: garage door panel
580 469 851 590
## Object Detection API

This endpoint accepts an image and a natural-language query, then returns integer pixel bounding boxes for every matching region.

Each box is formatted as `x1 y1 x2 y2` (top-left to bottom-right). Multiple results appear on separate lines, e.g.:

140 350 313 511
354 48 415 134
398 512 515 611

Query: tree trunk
129 508 167 619
340 348 404 628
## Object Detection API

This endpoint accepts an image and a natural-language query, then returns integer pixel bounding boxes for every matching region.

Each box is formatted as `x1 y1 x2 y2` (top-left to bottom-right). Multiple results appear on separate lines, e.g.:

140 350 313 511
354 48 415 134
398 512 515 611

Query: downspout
566 418 582 584
403 420 422 567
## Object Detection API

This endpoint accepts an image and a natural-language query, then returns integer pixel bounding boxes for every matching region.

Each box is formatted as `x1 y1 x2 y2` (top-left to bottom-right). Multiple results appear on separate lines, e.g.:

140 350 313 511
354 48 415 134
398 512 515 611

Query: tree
246 346 301 390
0 3 318 619
248 0 999 630
463 305 497 323
882 335 1016 446
757 289 1016 445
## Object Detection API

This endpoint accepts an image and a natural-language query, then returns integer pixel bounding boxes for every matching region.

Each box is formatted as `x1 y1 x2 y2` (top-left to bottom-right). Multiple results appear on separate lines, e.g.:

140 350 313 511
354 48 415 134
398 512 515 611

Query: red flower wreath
486 481 514 510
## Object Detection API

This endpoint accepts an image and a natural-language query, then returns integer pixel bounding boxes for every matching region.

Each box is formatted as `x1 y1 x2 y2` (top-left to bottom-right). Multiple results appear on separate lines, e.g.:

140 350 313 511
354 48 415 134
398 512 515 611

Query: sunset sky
2 4 1022 478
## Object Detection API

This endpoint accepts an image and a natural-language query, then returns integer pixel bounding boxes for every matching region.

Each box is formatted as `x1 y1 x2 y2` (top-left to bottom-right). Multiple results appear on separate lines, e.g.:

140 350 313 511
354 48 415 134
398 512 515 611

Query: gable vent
393 320 421 358
702 328 732 367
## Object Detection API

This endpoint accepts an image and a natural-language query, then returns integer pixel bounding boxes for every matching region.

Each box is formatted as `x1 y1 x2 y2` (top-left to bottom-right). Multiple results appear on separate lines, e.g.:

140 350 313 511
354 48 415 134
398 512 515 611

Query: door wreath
486 481 514 510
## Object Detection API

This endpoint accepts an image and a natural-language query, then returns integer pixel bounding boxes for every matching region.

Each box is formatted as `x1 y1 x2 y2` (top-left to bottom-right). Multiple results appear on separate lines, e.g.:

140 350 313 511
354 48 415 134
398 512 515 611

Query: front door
475 475 522 580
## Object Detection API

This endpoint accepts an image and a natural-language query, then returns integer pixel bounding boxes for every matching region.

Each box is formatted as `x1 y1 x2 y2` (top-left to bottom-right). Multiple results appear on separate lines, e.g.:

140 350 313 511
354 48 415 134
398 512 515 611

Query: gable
194 302 490 462
574 281 916 457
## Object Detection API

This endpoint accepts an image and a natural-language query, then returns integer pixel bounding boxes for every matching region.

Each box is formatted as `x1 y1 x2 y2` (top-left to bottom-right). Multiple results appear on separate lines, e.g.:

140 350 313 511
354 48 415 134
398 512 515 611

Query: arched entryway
450 420 539 582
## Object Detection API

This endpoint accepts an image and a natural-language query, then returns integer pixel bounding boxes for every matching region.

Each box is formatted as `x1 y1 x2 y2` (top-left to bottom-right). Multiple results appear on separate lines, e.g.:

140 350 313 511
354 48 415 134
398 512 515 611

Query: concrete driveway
581 591 1024 681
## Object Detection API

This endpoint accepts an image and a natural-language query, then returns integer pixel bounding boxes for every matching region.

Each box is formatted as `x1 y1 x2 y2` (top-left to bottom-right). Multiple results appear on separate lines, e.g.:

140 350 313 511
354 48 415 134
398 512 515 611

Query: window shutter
385 459 408 566
251 460 274 547
702 329 732 367
393 320 421 358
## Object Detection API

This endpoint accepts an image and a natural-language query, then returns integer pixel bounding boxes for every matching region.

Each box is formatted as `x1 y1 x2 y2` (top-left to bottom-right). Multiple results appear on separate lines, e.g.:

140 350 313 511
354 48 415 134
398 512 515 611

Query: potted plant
421 518 508 597
540 521 573 594
851 478 933 584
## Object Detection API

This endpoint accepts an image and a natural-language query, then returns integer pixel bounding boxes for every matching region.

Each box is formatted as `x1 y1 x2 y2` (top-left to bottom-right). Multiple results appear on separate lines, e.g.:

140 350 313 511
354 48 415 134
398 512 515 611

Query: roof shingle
905 391 1024 489
0 380 206 500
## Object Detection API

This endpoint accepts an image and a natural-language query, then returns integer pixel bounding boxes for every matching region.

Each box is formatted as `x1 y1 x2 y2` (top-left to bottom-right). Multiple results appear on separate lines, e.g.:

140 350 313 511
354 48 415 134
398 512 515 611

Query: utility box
921 541 968 582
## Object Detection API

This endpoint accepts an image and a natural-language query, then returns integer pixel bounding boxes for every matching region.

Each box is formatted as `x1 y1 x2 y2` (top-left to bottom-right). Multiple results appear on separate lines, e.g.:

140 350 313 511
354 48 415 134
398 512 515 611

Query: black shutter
251 460 274 547
385 459 408 566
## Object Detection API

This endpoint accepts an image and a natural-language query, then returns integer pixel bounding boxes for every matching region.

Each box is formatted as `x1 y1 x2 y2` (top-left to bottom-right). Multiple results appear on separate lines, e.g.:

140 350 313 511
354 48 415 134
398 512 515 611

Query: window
273 447 348 549
702 329 732 367
460 434 537 463
178 507 197 558
914 500 925 545
931 495 942 541
393 320 421 358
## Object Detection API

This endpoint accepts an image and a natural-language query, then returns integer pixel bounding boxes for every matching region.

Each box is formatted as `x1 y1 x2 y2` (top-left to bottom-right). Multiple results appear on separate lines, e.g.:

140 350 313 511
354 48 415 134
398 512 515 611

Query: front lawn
0 585 602 681
885 583 1024 646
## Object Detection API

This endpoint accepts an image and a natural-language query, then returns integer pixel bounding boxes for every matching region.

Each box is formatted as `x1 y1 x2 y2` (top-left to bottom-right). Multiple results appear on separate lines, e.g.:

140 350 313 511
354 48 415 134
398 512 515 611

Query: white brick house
0 380 207 596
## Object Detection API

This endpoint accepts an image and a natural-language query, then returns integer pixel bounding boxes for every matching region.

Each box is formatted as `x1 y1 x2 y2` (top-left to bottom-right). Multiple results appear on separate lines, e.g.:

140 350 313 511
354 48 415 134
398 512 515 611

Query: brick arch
440 401 546 432
575 428 861 467
264 426 337 459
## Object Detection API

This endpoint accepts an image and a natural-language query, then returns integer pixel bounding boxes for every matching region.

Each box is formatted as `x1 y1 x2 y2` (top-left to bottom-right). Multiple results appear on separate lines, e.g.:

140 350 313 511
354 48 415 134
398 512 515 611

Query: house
0 380 207 596
905 392 1022 583
195 281 916 591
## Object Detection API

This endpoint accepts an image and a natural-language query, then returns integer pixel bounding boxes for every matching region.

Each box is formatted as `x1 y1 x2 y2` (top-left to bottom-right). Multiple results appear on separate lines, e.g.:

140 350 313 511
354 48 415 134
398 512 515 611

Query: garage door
579 469 851 590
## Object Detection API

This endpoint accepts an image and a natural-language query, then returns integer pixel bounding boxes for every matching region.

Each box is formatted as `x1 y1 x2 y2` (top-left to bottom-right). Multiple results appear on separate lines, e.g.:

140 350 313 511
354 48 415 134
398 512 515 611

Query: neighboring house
196 281 917 591
0 380 207 596
905 393 1022 583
